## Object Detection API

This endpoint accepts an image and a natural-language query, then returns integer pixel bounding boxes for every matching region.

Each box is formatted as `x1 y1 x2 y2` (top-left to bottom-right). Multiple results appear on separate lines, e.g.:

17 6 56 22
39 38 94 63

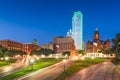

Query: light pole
56 56 59 62
5 57 9 64
63 59 67 72
29 57 35 70
91 56 95 59
81 57 85 65
0 58 4 61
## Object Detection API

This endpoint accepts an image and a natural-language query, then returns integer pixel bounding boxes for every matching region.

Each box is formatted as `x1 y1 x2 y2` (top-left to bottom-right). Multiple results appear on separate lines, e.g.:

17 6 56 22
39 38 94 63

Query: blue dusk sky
0 0 120 45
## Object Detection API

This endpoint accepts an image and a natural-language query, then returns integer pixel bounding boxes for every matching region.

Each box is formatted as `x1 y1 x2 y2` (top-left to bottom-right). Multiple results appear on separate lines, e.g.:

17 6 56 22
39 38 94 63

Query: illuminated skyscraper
72 11 83 50
67 11 83 50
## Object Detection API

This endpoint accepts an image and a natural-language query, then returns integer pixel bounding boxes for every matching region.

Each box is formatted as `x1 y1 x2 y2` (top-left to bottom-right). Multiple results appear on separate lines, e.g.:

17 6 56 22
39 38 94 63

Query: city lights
5 57 9 61
29 57 35 70
0 0 119 80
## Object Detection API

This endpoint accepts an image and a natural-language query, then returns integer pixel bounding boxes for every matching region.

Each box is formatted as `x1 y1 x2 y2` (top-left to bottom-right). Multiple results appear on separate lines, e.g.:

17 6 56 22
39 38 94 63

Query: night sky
0 0 120 45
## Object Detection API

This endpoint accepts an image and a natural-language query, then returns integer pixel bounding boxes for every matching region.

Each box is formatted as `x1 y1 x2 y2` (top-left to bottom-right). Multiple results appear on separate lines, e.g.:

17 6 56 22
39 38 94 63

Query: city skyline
0 0 120 45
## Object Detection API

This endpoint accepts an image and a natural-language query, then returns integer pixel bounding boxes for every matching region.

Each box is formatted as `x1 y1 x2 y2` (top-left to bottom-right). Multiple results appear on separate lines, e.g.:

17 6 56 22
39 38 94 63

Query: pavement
0 58 27 78
66 61 116 80
15 60 74 80
2 58 120 80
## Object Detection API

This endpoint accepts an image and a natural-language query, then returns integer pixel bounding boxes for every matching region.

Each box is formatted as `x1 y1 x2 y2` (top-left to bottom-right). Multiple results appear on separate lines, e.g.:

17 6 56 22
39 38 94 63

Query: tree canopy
30 48 54 56
62 51 70 56
111 33 120 58
0 45 27 57
78 50 86 56
111 33 120 64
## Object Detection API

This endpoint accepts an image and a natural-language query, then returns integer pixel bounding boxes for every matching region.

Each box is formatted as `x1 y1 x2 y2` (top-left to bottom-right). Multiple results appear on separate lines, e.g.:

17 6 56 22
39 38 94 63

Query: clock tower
94 28 100 42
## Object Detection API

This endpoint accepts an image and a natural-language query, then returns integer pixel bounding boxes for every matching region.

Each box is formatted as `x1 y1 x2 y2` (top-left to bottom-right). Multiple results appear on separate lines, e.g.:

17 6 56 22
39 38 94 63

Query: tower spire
94 27 100 42
32 38 38 45
96 27 98 31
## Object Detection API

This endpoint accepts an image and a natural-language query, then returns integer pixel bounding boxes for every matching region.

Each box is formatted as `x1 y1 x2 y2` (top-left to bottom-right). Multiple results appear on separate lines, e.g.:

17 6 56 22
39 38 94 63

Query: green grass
0 62 8 67
0 59 17 67
0 58 63 80
55 58 112 80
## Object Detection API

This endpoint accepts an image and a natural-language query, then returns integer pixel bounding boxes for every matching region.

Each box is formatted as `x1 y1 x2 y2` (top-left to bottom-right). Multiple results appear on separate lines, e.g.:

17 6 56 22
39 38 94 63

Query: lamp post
5 57 9 64
56 56 59 62
81 57 85 65
29 57 35 70
93 42 97 57
63 59 67 72
91 56 95 59
1 58 4 60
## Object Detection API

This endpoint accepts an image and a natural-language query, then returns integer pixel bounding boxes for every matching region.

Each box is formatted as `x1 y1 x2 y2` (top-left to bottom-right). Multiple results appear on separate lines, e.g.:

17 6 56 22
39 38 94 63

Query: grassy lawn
0 59 17 67
55 58 112 80
0 58 63 80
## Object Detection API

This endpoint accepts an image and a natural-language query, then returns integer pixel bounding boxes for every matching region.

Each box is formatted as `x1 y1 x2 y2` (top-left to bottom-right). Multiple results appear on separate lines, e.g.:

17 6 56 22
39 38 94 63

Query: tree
39 48 54 56
39 48 45 54
78 50 86 56
99 48 112 54
9 49 26 56
99 48 106 54
0 46 9 57
111 33 120 64
0 46 3 57
111 34 120 57
0 45 27 57
30 50 40 56
23 52 27 55
46 49 54 54
62 51 70 56
4 51 10 57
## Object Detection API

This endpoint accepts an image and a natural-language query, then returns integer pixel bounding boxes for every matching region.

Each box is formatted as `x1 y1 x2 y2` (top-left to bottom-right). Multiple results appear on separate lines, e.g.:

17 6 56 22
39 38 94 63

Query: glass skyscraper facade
67 11 83 50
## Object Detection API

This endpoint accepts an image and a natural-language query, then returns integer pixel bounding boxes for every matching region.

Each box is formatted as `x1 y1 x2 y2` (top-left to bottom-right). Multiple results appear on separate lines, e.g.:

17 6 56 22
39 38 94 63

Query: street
0 62 26 78
0 58 27 78
15 60 73 80
66 62 116 80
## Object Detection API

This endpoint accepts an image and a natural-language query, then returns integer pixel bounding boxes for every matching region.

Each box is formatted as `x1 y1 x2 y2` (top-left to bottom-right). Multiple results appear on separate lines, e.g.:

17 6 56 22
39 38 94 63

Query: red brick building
0 39 40 54
87 28 111 53
54 36 75 53
0 40 23 51
23 43 40 54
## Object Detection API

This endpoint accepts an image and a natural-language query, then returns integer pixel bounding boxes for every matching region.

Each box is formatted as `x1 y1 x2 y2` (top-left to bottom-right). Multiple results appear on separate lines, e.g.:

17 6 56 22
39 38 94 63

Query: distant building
32 38 38 45
0 40 23 51
0 39 40 54
23 43 40 54
41 42 54 51
54 36 75 53
67 11 83 50
87 28 111 53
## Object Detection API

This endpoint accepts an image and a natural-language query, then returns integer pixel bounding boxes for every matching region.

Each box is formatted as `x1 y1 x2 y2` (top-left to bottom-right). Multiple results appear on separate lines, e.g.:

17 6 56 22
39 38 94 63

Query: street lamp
36 56 40 61
93 42 97 57
55 56 59 62
81 57 85 65
63 59 67 72
5 57 9 61
91 56 95 59
5 57 9 64
29 57 35 70
0 58 4 60
81 57 85 60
